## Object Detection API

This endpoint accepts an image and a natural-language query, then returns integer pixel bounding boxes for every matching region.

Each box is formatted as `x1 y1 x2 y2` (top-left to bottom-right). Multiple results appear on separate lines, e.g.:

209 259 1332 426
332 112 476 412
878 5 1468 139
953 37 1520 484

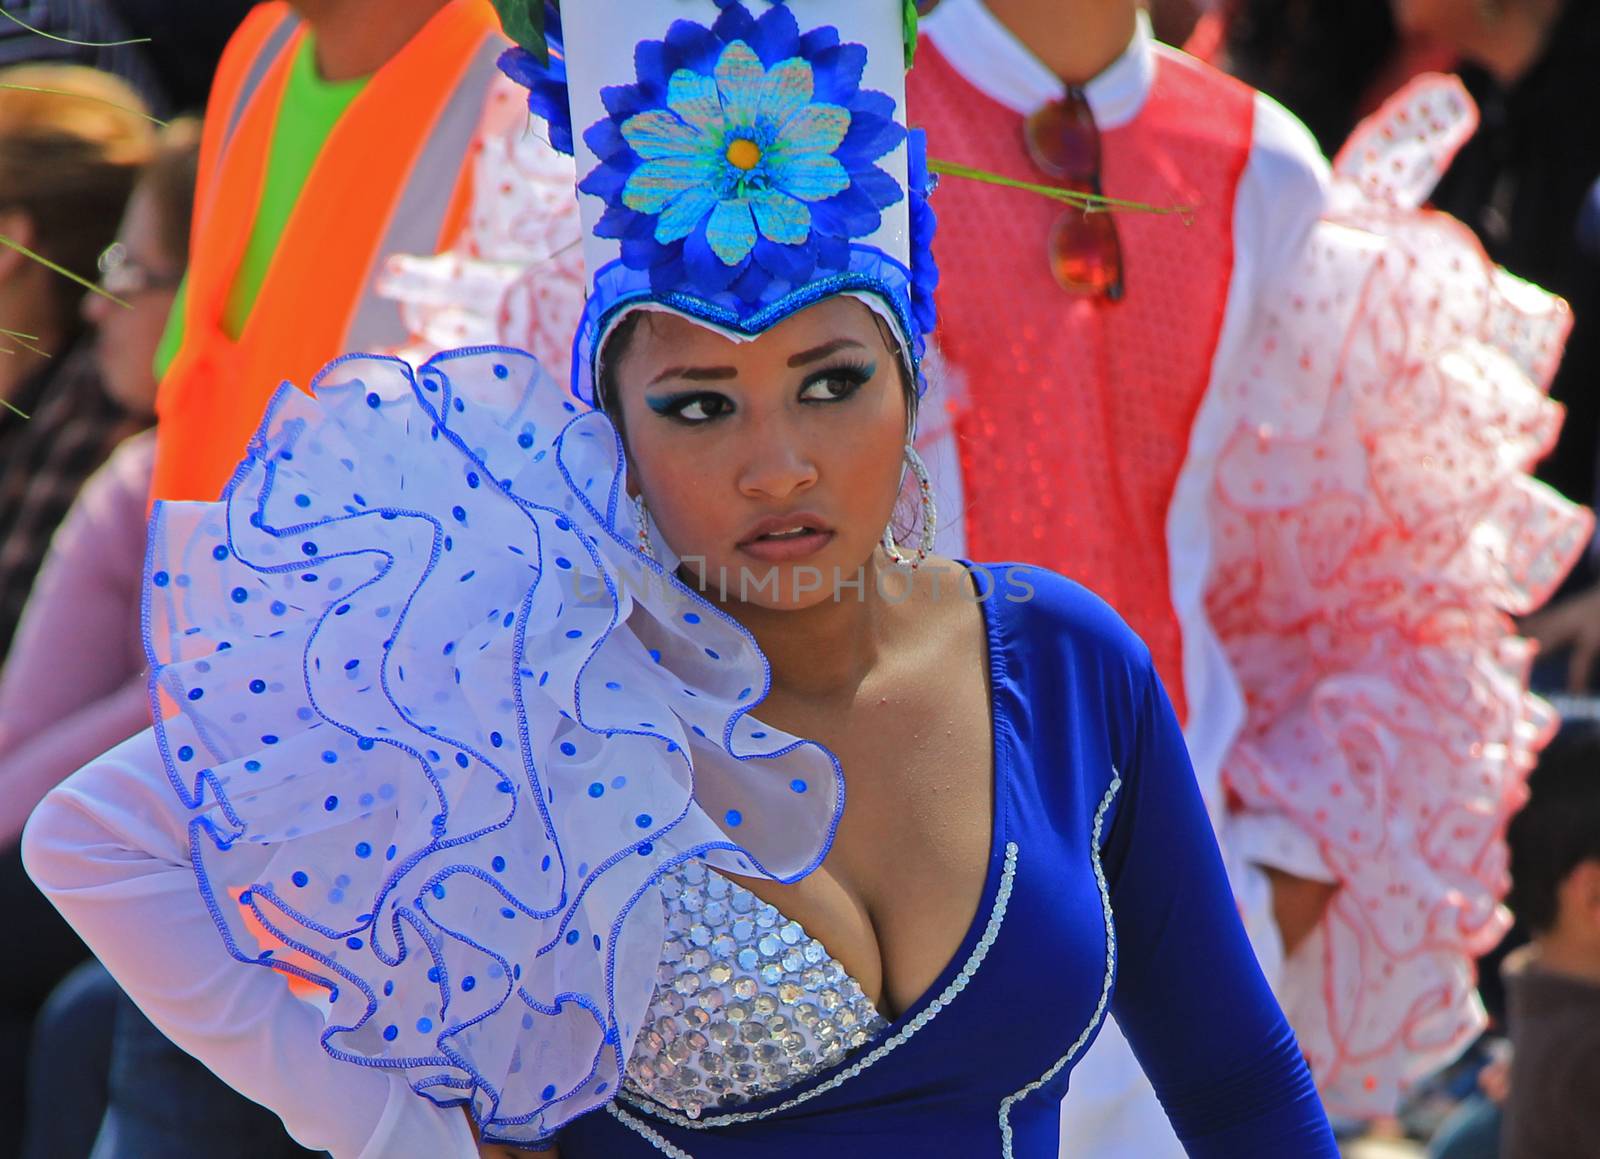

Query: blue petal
710 4 758 47
600 81 649 124
771 152 849 202
582 118 629 165
706 199 758 265
757 58 813 126
812 232 850 272
682 226 742 293
714 41 766 129
656 183 720 243
799 26 841 57
749 190 811 246
578 160 627 205
624 156 712 215
751 235 816 285
746 3 801 67
729 260 775 306
851 90 899 126
621 109 706 160
777 104 850 157
667 68 724 132
663 19 725 76
852 165 905 211
810 183 882 241
808 43 867 106
837 110 905 165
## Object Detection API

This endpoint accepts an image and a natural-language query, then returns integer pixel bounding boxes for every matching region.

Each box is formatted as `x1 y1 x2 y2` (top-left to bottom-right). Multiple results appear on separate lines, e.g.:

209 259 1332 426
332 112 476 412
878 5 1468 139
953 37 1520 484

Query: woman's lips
737 518 837 563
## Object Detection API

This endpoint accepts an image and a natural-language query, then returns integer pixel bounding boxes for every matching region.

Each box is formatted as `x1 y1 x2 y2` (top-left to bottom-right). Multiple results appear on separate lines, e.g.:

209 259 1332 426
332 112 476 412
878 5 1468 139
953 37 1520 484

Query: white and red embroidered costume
911 3 1590 1152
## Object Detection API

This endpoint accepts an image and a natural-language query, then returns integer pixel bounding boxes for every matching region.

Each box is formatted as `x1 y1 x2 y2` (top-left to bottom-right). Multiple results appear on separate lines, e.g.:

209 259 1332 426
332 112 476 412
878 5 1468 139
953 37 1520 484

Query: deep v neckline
706 564 1012 1031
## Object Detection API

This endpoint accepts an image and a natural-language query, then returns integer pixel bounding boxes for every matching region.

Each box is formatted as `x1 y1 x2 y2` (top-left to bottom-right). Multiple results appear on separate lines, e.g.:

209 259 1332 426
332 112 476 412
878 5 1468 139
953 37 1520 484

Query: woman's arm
22 732 479 1159
1100 665 1338 1157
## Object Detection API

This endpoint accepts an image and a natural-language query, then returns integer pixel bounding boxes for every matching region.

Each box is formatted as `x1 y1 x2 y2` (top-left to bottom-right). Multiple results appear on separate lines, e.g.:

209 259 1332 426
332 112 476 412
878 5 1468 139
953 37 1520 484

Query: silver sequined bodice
622 859 890 1118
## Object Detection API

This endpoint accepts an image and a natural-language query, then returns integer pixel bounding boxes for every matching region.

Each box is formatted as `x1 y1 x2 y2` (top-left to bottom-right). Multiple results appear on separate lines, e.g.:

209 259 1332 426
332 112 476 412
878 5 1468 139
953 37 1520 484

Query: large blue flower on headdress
578 3 906 304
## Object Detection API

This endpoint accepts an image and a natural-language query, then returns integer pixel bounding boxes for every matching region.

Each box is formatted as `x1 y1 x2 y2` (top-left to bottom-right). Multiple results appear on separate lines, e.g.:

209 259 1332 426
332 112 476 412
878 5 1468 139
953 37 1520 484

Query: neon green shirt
154 35 368 378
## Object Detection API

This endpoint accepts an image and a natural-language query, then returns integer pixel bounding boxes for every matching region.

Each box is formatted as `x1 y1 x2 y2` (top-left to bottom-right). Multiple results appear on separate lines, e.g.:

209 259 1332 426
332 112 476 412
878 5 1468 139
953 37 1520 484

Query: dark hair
1220 0 1398 156
0 64 155 323
1507 726 1600 935
142 117 202 267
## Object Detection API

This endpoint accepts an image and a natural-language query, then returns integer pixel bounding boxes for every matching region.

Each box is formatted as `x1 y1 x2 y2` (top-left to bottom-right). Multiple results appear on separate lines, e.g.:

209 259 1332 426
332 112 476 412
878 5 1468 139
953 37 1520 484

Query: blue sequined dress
24 347 1336 1157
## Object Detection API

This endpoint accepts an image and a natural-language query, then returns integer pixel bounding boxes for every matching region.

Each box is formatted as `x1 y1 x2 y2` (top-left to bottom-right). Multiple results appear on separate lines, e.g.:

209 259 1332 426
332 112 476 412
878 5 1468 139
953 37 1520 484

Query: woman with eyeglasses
907 2 1588 1157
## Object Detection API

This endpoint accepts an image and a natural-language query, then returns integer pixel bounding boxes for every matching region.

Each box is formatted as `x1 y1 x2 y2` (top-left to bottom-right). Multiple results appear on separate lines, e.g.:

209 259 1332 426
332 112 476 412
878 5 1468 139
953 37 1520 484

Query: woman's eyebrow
647 364 739 386
787 338 867 367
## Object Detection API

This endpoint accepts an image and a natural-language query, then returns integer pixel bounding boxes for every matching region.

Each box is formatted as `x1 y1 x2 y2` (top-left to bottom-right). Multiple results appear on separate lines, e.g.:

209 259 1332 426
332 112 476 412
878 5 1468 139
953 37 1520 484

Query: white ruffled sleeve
1203 75 1592 1114
22 733 478 1158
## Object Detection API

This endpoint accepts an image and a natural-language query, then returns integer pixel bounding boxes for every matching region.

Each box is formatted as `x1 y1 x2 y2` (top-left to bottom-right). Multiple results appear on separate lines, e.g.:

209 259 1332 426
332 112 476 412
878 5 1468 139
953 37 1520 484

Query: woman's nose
736 423 819 501
82 289 112 326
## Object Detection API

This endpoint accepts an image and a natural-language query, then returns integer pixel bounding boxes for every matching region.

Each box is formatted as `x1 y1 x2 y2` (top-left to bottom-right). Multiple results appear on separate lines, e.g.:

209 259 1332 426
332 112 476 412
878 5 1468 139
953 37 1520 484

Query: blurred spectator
99 0 256 113
0 116 197 850
0 63 151 663
0 0 167 114
1497 725 1600 1158
0 60 152 1155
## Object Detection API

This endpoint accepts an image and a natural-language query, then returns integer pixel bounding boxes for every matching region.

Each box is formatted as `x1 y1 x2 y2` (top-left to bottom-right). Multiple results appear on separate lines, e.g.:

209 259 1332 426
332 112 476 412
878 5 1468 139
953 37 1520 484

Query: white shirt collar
921 0 1155 129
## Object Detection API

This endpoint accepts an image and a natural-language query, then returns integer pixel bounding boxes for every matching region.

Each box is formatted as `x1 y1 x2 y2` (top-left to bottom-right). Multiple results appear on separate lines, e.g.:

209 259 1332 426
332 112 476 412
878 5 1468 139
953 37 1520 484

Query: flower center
724 137 762 171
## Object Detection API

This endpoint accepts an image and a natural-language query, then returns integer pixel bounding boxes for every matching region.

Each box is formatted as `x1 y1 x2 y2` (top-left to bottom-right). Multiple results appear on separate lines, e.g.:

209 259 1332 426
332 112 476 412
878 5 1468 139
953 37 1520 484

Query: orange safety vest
151 0 506 503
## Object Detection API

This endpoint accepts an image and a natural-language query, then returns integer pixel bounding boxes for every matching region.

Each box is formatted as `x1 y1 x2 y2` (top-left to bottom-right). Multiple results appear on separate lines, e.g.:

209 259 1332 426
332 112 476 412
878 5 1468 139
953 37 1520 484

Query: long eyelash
801 360 876 395
647 391 727 421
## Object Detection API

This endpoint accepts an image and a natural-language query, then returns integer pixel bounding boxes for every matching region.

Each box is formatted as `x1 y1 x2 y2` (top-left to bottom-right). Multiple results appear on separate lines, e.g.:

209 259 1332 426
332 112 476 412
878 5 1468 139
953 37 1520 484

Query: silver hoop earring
632 493 657 563
881 444 938 570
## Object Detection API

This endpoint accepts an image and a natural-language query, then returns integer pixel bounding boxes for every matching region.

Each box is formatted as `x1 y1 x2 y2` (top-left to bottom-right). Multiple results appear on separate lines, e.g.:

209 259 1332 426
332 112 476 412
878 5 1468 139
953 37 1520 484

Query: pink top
0 430 154 846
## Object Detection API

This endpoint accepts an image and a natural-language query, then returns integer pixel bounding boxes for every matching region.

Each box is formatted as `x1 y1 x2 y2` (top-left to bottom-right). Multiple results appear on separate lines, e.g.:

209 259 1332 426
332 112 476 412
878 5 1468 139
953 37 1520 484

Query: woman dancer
25 3 1337 1155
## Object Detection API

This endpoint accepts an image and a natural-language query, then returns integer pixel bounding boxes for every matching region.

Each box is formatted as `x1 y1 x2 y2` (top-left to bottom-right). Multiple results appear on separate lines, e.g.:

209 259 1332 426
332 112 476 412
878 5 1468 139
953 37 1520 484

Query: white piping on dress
999 773 1123 1156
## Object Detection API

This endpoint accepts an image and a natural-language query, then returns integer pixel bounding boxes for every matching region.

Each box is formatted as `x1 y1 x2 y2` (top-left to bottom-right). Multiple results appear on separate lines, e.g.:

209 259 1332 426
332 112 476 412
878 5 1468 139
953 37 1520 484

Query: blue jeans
1429 1094 1502 1159
87 990 324 1159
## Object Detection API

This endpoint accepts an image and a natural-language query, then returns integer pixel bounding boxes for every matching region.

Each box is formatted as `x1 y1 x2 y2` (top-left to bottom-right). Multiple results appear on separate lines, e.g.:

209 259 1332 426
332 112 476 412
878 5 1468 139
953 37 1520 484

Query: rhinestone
684 948 711 970
736 947 759 971
781 951 804 972
755 1041 783 1065
814 1020 836 1041
701 1051 725 1074
802 942 825 965
654 1017 677 1042
731 1063 758 1084
710 934 736 959
705 1073 730 1093
686 1030 709 1051
703 900 728 924
780 1030 805 1053
684 1005 711 1028
731 917 755 941
643 1031 664 1053
660 991 685 1016
700 989 726 1013
738 1021 765 1044
800 967 827 992
709 1022 735 1046
759 962 783 985
725 1002 749 1024
661 936 685 963
757 934 782 958
666 1037 691 1064
777 981 804 1004
682 1097 704 1120
707 962 732 985
680 861 706 885
672 972 702 997
732 976 758 1000
793 1004 821 1028
729 890 754 914
837 1008 858 1029
754 905 778 929
779 922 804 946
689 924 713 948
818 988 842 1012
727 1044 750 1063
752 994 778 1017
659 876 683 901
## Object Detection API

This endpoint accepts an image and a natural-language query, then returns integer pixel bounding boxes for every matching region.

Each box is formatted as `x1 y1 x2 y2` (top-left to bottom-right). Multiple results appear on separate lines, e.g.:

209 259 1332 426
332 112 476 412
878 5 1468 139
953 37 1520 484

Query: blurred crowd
1 0 1598 1157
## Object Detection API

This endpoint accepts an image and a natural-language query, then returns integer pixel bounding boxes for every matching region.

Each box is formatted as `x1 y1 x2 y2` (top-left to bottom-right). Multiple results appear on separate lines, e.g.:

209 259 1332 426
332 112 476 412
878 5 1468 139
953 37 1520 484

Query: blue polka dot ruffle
141 346 843 1146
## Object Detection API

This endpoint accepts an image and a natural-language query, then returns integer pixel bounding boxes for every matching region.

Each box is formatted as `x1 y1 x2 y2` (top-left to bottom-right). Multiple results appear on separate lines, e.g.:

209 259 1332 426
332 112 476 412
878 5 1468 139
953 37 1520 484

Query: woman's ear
0 210 38 283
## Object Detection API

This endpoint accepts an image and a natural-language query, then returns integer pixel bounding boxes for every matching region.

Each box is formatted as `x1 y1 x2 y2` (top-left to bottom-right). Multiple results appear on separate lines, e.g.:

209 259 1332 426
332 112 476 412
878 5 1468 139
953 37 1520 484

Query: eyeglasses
1023 86 1124 301
96 242 183 298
